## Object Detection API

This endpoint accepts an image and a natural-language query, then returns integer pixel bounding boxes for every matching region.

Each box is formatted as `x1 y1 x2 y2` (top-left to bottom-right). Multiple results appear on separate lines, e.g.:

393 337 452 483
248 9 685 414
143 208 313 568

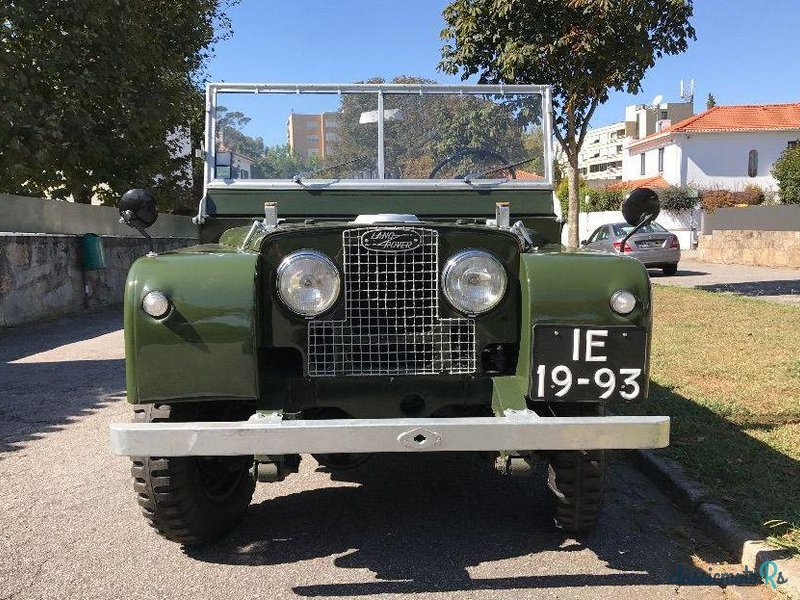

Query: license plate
531 325 647 401
638 240 663 248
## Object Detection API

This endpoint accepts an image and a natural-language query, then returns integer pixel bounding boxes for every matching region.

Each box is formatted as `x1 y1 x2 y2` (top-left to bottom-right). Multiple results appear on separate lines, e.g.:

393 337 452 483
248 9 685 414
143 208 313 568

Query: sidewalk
651 251 800 306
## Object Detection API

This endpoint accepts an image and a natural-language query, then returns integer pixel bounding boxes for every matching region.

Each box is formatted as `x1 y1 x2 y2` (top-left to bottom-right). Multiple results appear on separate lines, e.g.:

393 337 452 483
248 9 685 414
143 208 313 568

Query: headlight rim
441 248 508 316
276 249 341 318
610 289 637 315
141 290 172 320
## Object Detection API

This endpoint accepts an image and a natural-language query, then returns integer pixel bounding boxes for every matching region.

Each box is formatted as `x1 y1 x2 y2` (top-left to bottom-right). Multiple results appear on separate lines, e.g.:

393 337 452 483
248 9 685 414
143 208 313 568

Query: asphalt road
650 253 800 306
0 310 774 600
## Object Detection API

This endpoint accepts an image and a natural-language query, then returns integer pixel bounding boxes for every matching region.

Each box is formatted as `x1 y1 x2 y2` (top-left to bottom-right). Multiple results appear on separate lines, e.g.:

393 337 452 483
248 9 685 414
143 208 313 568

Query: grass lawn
619 285 800 554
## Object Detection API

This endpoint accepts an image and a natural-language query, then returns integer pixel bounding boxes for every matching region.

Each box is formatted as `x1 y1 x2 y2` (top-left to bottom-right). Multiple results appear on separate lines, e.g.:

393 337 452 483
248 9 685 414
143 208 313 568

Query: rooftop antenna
679 79 694 104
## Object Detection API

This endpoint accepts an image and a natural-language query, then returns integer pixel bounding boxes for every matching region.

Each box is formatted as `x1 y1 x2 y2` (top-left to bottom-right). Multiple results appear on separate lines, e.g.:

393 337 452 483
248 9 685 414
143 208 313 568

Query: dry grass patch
618 285 800 553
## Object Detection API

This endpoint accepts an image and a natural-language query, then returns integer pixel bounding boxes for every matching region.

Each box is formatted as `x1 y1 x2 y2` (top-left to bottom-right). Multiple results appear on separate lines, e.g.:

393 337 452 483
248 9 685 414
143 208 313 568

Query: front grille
307 227 476 376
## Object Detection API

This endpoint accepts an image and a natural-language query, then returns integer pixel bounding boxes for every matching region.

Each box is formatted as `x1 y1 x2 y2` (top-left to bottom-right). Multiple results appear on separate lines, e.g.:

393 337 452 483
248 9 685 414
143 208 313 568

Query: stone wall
0 235 194 328
697 230 800 269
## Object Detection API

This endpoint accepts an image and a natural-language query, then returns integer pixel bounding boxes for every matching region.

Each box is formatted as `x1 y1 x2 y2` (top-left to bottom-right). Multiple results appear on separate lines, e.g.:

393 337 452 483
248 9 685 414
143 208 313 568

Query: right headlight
277 250 340 317
442 249 507 315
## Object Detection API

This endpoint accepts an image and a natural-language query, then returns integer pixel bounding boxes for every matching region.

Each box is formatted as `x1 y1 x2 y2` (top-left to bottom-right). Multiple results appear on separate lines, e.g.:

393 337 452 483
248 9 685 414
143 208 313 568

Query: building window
306 135 320 144
640 153 646 176
325 119 338 129
305 121 317 130
660 110 668 120
658 148 664 173
748 149 758 177
239 170 249 180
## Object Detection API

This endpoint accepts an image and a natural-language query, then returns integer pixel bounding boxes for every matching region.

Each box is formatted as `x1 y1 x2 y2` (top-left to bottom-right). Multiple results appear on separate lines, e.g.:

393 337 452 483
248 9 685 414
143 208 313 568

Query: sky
207 0 800 146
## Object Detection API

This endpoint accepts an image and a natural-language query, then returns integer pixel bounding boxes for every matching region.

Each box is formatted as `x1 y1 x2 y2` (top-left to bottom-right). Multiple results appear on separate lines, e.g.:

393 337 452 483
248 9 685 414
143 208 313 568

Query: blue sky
208 0 800 145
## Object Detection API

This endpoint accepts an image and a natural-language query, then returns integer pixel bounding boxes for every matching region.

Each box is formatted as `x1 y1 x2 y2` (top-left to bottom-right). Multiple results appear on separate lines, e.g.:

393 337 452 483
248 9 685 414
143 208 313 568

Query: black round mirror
119 189 158 229
622 187 660 227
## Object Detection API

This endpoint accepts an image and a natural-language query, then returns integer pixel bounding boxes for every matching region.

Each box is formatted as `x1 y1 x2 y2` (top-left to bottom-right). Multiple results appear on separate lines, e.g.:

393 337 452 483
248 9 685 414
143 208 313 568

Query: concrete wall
698 230 800 268
0 235 194 327
563 208 702 250
0 194 197 238
701 205 800 233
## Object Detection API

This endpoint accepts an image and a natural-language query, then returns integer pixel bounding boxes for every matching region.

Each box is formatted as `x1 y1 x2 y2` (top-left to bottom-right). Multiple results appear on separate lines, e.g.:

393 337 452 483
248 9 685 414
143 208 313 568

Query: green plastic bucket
81 233 106 271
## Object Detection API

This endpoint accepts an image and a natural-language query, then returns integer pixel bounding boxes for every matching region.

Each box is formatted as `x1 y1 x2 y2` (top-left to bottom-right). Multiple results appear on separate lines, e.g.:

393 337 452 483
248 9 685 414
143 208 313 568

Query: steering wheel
428 147 515 179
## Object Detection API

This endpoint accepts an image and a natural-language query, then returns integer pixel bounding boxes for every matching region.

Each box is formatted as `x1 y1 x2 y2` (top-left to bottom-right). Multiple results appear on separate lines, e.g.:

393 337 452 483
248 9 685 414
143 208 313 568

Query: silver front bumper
109 412 669 456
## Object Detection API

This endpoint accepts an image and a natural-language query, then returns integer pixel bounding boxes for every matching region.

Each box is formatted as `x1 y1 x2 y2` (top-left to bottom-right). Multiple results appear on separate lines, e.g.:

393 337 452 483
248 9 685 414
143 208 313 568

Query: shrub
586 188 625 212
658 185 696 211
772 145 800 204
699 187 765 212
556 176 591 216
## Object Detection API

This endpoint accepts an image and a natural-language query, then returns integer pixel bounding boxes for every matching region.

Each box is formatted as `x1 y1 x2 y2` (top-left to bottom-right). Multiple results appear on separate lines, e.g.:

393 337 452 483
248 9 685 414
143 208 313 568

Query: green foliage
706 93 717 110
556 177 589 214
216 107 265 159
658 185 697 211
0 0 237 210
772 145 800 204
586 188 624 212
439 0 696 246
255 145 320 179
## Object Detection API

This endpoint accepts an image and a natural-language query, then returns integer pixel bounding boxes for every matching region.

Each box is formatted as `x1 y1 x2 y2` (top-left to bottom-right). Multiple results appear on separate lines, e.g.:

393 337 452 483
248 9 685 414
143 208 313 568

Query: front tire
546 450 606 532
130 404 255 545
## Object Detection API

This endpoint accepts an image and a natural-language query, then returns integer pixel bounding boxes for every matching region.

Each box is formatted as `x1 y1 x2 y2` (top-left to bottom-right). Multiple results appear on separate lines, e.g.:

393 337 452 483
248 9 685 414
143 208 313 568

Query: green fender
124 245 259 403
493 251 652 413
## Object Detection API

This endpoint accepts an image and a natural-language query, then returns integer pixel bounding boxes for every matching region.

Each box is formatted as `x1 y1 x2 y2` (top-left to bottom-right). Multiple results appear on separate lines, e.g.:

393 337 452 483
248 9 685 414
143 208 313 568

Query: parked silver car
583 222 681 275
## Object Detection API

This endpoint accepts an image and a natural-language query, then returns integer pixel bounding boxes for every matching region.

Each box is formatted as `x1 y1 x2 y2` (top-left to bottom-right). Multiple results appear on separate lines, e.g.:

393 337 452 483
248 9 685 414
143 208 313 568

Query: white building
623 103 800 192
565 101 694 182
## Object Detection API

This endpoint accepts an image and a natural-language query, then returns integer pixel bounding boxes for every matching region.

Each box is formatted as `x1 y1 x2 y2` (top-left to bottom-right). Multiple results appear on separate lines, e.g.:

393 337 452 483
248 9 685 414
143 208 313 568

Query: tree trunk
71 182 91 204
567 153 580 250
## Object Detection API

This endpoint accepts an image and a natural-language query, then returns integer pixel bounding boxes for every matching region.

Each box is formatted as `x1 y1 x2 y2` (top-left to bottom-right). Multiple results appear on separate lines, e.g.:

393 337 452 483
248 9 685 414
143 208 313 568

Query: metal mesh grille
308 227 476 376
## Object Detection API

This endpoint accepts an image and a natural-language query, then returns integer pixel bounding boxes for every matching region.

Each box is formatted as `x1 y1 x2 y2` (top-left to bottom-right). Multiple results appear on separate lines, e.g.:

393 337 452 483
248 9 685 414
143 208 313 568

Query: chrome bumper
110 411 669 456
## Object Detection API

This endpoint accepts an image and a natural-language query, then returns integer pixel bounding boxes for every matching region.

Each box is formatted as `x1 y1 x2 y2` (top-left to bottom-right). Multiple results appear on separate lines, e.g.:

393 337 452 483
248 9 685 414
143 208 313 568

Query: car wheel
546 450 605 532
662 264 678 276
130 403 255 545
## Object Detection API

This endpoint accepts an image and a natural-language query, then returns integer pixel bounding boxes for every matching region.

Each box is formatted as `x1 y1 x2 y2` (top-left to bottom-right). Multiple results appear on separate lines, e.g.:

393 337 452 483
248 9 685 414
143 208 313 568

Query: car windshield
612 222 668 237
206 81 551 186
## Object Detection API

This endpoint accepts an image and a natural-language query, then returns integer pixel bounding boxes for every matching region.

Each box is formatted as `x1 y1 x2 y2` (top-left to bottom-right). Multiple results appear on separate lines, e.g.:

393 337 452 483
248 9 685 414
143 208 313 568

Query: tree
706 93 717 110
216 107 265 159
772 145 800 205
255 144 320 179
0 0 237 210
326 76 539 179
440 0 696 248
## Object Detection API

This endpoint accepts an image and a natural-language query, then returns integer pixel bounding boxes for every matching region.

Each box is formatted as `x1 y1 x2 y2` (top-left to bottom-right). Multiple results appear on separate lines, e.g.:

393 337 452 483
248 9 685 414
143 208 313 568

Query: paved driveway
650 253 800 306
0 310 774 600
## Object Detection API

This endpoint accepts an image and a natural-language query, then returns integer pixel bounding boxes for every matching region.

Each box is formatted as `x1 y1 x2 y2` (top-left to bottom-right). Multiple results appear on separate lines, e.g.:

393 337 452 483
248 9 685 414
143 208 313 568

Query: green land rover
110 82 669 545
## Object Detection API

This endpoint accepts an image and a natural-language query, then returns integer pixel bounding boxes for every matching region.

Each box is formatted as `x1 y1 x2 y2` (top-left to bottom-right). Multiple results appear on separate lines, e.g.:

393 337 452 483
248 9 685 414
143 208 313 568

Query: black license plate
531 325 647 401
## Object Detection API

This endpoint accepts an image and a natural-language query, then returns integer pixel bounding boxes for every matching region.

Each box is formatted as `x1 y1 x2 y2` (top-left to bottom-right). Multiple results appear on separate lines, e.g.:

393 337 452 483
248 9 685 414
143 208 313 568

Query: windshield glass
612 222 668 236
208 81 550 185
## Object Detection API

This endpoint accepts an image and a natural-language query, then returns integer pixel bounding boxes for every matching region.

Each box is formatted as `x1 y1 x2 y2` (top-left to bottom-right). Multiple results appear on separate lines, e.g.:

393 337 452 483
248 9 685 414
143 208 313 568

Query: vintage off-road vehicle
110 82 669 545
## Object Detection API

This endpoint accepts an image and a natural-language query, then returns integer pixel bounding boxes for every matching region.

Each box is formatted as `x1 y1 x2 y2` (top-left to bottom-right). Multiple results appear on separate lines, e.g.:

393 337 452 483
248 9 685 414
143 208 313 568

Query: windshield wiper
293 155 371 183
464 156 540 184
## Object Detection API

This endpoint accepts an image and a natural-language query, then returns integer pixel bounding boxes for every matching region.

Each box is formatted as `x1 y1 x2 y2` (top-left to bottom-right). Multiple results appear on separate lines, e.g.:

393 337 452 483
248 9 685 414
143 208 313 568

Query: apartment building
563 101 695 182
287 112 339 160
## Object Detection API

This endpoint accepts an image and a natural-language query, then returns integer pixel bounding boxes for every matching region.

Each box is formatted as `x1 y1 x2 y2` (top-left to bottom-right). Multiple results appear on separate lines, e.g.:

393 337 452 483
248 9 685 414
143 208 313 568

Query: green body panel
124 247 260 403
200 188 561 245
125 185 652 416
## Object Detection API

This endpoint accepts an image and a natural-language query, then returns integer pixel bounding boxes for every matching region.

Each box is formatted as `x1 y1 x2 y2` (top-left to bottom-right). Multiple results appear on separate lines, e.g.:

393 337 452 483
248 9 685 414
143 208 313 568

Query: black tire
546 450 606 532
130 404 255 545
662 264 678 276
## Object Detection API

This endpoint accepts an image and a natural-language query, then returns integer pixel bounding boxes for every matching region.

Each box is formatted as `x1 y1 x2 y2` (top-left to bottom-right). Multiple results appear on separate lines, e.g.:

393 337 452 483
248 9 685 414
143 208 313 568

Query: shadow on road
0 309 124 454
648 269 709 278
695 279 800 297
185 453 739 595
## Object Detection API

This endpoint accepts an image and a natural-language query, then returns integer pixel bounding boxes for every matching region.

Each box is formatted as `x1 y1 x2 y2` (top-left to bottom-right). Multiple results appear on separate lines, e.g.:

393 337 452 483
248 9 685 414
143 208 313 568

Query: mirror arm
617 213 656 255
120 210 155 254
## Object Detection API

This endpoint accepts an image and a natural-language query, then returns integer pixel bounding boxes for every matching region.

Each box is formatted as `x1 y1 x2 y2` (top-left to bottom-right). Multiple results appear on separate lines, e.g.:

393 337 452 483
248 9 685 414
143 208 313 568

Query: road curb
633 449 799 598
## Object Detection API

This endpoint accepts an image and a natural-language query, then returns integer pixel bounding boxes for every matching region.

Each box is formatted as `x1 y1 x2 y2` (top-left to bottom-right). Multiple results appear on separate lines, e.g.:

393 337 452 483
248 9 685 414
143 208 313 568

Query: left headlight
442 249 507 315
277 250 341 317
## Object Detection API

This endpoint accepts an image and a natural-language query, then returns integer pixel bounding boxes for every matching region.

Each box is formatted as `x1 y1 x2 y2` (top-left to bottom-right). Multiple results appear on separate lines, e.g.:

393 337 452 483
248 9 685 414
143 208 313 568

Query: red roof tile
515 169 543 180
632 103 800 147
607 175 669 190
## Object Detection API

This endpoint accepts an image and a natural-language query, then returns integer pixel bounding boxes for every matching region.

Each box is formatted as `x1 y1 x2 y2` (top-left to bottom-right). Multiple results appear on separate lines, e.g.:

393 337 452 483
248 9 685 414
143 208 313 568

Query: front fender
124 246 259 403
493 252 652 411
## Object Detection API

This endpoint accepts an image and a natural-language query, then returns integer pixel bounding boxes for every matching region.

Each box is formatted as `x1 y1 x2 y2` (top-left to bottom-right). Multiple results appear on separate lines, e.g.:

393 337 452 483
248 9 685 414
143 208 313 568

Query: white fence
562 208 703 250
